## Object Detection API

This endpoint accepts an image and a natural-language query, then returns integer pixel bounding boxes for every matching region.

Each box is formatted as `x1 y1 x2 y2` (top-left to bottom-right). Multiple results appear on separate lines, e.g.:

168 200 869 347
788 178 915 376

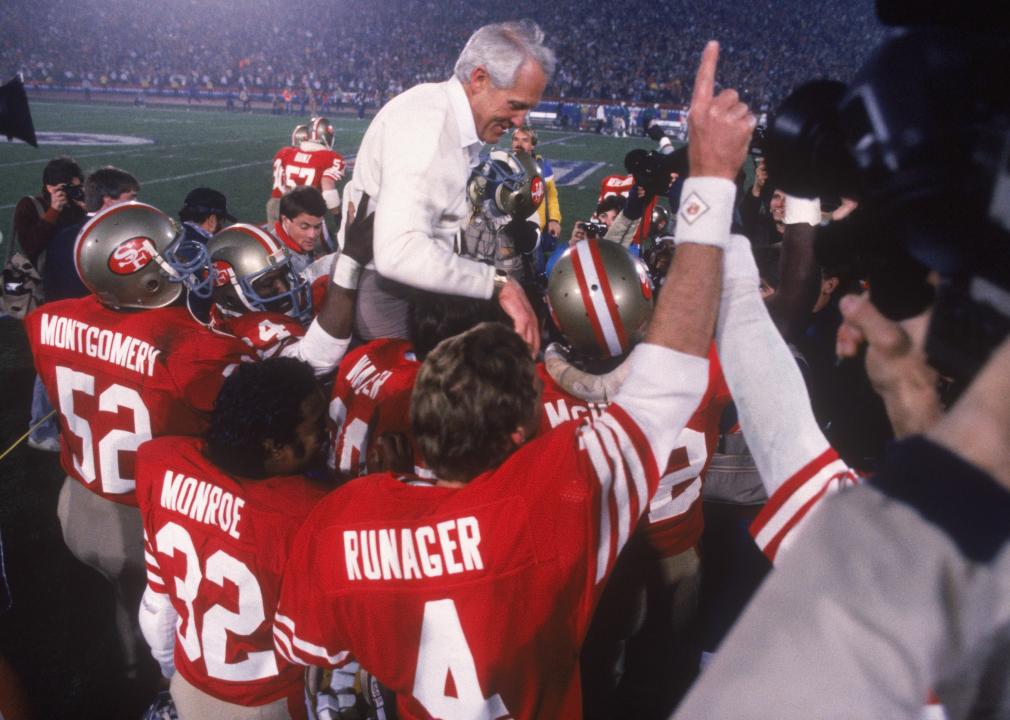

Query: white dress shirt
343 77 495 340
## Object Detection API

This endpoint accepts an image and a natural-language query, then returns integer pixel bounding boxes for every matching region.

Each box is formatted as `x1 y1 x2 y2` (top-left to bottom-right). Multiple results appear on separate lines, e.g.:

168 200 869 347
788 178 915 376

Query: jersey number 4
412 599 511 719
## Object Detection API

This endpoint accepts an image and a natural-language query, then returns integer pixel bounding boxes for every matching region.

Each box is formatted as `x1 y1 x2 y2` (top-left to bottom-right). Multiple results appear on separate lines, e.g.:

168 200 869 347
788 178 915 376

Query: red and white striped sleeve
143 526 167 595
322 153 346 183
273 510 353 669
585 343 709 583
750 448 862 562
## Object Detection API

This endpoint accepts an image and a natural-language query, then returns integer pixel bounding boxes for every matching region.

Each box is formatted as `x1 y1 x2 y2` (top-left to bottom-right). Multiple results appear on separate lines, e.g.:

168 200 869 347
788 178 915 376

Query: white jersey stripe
582 426 615 584
595 421 632 557
599 414 649 521
753 459 852 552
272 626 296 665
274 613 349 666
574 242 624 356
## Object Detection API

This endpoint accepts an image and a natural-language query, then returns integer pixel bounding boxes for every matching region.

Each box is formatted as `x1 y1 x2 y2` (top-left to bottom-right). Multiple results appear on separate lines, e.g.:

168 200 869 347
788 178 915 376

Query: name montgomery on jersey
38 312 162 377
343 516 484 582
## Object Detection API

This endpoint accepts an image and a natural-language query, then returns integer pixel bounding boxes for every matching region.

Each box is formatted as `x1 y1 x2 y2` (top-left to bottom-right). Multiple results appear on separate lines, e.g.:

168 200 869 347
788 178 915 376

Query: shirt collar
447 76 483 167
274 220 306 255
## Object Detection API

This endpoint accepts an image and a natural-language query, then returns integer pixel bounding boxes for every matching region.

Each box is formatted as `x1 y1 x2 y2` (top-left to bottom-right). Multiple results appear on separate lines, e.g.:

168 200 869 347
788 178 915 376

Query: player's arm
283 195 374 376
581 42 753 561
138 528 177 679
274 507 353 669
321 153 345 222
716 207 857 561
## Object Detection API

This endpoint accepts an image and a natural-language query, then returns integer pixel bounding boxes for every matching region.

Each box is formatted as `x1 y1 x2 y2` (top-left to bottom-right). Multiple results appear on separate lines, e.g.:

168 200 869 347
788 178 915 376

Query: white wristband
675 177 736 248
658 136 674 155
783 194 821 226
331 253 362 289
322 189 342 212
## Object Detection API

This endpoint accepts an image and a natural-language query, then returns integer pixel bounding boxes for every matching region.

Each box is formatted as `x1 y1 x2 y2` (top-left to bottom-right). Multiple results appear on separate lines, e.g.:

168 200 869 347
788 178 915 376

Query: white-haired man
343 20 554 352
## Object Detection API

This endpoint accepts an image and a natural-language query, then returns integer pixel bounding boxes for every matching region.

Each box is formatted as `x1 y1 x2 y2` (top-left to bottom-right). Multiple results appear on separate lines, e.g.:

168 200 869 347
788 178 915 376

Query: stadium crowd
1 0 883 109
3 11 1010 720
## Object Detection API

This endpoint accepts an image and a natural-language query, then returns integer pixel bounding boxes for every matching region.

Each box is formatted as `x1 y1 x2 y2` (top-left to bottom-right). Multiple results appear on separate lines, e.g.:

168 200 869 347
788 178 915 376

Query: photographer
9 157 85 453
43 166 140 303
10 156 86 267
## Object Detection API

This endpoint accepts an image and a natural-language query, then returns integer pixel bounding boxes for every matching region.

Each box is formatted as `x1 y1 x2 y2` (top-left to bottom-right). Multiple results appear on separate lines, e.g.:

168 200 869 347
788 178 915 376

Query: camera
624 145 690 197
577 220 608 239
749 124 767 158
59 183 85 204
762 26 1010 383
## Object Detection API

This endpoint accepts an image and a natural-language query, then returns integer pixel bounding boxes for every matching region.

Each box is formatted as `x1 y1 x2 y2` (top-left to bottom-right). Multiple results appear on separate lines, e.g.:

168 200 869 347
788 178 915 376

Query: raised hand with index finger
687 41 756 181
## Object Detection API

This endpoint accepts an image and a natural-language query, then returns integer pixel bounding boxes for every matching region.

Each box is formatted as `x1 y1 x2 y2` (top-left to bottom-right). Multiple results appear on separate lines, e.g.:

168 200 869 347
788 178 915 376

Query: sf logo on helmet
108 237 157 275
213 260 233 287
530 176 545 207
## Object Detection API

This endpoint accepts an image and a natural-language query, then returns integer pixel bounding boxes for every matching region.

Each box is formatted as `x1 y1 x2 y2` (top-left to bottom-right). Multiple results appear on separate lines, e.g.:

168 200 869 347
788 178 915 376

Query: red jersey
598 174 635 203
209 308 306 361
136 436 326 710
536 346 732 556
270 143 346 199
596 174 659 247
275 345 706 720
25 297 252 506
328 338 426 478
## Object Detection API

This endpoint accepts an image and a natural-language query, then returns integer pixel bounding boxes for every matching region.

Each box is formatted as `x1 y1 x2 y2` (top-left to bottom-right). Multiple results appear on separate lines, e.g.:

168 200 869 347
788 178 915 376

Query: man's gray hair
453 20 556 88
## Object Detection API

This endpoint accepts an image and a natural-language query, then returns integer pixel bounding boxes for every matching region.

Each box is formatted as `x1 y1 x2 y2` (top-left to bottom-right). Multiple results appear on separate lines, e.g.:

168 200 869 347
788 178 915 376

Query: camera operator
10 157 86 268
668 21 1010 719
43 166 140 303
10 158 86 452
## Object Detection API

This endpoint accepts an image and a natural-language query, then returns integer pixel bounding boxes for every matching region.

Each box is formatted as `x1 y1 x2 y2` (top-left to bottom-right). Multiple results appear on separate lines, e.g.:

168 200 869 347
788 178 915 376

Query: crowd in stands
1 0 884 109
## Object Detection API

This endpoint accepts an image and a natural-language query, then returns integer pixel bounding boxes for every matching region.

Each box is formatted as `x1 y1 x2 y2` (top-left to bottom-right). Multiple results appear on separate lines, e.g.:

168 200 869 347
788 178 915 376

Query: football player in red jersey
268 117 346 240
543 237 732 718
136 358 331 719
24 202 253 689
203 194 374 377
329 293 508 481
274 41 755 720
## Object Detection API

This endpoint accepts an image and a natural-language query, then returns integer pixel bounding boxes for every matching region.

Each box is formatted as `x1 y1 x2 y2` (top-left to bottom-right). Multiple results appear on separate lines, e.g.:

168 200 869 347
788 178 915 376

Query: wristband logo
108 238 156 274
679 192 710 225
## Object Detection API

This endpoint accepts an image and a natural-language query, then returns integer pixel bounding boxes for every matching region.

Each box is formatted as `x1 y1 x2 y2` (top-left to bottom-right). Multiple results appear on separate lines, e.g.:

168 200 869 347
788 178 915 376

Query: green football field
0 100 656 246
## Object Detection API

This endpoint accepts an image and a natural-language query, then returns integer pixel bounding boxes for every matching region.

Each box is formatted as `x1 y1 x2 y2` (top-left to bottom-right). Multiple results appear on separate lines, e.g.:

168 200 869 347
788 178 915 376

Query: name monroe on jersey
343 516 484 582
159 469 245 540
38 312 161 377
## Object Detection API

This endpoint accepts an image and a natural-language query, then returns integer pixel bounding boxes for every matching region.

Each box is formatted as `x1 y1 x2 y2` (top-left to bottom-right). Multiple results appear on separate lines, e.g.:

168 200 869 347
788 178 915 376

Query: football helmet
208 224 312 324
308 116 335 149
467 149 544 219
75 201 212 310
547 238 654 358
292 123 310 146
650 204 671 237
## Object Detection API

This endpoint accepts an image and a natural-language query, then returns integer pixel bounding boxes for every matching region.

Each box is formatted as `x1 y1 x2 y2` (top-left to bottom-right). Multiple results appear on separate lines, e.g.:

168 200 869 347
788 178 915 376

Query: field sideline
0 100 654 245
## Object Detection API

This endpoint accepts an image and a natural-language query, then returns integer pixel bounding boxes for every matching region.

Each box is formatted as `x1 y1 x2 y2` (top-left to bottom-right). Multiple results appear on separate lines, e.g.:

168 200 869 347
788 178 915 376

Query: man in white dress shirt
343 20 554 351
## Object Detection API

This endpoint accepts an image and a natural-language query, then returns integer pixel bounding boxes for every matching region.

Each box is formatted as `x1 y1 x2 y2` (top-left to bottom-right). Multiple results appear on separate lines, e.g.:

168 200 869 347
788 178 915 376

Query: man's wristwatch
492 269 508 300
